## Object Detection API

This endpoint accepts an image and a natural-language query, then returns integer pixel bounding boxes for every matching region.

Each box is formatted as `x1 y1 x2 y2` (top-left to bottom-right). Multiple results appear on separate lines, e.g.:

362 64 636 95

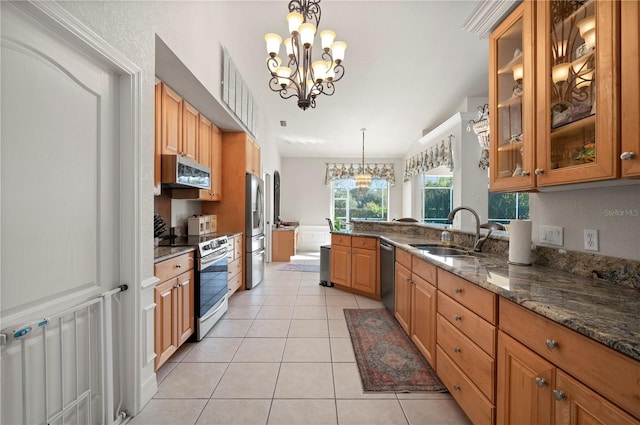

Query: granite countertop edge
337 230 640 362
154 246 195 263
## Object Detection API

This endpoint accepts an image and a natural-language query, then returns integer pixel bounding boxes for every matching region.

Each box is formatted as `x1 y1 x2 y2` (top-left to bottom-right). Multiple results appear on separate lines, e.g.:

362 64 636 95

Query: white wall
280 157 404 225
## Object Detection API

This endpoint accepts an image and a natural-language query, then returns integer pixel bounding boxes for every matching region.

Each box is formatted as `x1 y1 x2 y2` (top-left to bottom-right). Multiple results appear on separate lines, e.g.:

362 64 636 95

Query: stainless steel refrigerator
245 173 265 289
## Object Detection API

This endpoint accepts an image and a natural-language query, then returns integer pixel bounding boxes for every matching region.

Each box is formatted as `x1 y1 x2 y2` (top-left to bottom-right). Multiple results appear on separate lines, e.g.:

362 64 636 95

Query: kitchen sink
409 244 473 257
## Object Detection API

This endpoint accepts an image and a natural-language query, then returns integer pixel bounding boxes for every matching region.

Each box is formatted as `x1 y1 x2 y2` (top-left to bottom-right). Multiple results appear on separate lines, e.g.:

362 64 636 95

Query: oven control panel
198 236 229 258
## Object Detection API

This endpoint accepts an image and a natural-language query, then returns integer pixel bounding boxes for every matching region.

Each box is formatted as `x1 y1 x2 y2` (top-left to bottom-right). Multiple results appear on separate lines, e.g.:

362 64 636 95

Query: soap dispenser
441 227 451 245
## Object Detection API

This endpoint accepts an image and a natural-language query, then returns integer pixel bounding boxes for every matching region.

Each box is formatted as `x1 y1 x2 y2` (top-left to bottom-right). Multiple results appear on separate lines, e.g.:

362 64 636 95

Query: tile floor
132 251 472 425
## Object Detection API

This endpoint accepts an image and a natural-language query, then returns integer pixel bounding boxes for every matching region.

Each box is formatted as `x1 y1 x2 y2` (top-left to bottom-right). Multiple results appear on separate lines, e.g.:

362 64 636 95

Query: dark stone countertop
336 229 640 362
153 246 195 263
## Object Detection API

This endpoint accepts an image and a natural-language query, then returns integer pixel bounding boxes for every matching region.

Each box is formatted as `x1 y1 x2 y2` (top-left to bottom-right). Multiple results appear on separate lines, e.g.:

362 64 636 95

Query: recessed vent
280 120 287 127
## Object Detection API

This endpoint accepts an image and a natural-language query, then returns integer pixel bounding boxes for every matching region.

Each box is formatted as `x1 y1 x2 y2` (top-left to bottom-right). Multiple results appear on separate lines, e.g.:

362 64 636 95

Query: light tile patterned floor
132 252 472 425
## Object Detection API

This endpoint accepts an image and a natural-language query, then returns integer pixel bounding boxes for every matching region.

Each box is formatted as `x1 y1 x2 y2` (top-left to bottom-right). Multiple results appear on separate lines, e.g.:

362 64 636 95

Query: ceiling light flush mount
355 128 371 192
264 0 347 111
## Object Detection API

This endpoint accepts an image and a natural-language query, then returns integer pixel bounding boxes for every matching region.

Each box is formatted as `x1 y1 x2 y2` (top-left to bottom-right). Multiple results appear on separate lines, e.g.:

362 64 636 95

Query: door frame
4 0 144 416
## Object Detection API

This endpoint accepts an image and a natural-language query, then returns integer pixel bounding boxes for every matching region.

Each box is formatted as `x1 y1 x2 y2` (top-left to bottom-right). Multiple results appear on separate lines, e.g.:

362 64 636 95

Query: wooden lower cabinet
410 268 437 367
154 252 194 371
351 246 377 294
272 227 298 262
227 234 243 296
330 234 379 298
330 243 351 287
394 260 411 334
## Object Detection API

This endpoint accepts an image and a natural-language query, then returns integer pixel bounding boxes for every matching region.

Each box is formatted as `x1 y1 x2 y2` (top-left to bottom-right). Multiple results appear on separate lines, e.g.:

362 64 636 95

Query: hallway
132 252 471 424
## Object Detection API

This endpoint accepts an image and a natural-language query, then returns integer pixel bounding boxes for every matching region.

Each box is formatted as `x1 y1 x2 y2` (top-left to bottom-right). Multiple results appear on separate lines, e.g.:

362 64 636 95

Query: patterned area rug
344 308 447 393
279 263 320 272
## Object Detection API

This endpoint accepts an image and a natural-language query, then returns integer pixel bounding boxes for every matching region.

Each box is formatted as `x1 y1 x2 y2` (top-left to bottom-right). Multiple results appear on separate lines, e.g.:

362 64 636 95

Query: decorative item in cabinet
535 0 619 186
489 1 536 192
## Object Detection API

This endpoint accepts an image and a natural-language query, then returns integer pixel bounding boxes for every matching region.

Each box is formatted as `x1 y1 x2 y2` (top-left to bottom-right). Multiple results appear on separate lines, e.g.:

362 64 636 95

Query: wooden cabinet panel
330 244 351 287
176 270 194 346
245 136 260 176
500 299 640 419
154 83 162 187
437 347 495 425
233 235 242 259
411 274 436 367
210 125 222 200
438 269 496 324
181 101 198 161
621 0 640 177
438 315 495 402
198 114 212 170
331 233 351 247
352 236 377 250
394 261 411 334
497 331 554 425
554 370 640 425
272 229 297 262
160 83 182 156
351 246 377 295
154 253 194 282
396 248 412 269
412 256 436 284
438 291 496 357
154 278 178 370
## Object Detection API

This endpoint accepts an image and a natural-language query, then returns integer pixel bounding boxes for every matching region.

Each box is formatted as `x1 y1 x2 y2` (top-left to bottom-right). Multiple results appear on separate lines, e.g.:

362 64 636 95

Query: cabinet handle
454 287 463 294
621 152 637 160
173 284 180 289
521 171 531 177
552 390 566 401
176 264 182 268
534 168 545 175
535 377 548 388
453 385 461 391
545 339 559 350
406 277 413 283
454 314 462 321
178 281 188 287
453 346 461 353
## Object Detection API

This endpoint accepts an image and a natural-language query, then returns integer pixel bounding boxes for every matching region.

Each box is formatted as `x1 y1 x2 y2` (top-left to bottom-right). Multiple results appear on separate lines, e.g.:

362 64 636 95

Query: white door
1 3 122 424
264 172 272 262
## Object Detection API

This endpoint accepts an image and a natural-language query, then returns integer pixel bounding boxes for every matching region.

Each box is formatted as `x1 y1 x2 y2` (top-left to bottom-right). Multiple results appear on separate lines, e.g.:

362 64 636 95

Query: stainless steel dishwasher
379 240 395 313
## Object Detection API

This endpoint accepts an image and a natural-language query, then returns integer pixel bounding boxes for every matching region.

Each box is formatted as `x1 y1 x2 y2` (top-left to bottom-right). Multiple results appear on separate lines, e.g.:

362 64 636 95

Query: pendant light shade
355 128 371 192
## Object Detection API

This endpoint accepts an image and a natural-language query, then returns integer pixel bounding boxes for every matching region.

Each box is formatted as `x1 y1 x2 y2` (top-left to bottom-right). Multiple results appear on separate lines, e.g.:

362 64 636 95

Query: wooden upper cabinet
489 1 537 192
182 100 199 161
198 114 212 171
154 83 162 187
160 83 183 156
621 0 640 177
245 136 261 176
210 125 222 200
535 0 619 186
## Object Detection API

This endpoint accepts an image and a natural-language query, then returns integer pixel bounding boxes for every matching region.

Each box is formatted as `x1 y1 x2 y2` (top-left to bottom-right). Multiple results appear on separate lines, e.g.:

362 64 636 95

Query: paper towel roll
508 220 532 265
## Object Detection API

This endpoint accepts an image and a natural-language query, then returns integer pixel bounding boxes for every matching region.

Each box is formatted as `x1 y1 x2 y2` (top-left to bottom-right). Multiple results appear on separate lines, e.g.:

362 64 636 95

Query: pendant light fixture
355 128 371 192
264 0 347 110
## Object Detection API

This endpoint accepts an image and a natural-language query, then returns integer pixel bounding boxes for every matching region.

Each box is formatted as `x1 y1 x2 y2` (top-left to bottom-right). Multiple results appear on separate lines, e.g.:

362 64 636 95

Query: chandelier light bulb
287 12 304 34
299 23 316 47
554 40 568 60
330 41 347 63
320 30 336 50
577 15 595 38
312 61 327 82
582 28 596 49
264 33 282 56
276 66 292 86
552 63 571 84
284 38 294 57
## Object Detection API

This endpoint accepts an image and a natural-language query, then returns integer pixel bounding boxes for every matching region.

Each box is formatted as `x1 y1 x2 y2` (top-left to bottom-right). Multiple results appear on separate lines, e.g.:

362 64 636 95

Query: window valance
324 163 396 186
403 135 454 182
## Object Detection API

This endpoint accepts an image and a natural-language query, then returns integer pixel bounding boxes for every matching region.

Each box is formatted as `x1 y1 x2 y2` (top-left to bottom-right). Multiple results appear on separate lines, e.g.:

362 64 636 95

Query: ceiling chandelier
264 0 347 111
355 128 371 192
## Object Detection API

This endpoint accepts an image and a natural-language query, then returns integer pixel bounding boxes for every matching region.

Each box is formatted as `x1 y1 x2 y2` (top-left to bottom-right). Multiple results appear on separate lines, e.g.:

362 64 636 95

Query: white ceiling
217 1 490 160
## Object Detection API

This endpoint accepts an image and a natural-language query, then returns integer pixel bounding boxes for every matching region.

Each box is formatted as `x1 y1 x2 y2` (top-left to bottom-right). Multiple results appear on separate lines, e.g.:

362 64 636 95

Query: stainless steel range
195 235 230 340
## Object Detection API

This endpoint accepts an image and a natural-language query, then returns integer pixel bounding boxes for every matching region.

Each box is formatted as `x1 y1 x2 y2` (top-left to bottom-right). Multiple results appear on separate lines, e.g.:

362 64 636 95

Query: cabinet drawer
412 256 436 285
438 269 496 324
228 273 242 296
438 292 496 357
500 299 640 419
331 233 351 247
352 236 377 250
234 237 243 259
228 258 241 279
155 253 194 282
396 248 412 269
437 314 495 402
437 347 495 425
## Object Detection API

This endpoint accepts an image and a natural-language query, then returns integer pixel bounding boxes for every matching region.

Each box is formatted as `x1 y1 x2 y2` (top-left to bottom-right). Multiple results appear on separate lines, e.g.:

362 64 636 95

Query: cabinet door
176 270 194 346
489 1 537 191
535 0 619 186
496 331 554 425
154 278 178 370
197 115 213 200
330 244 351 287
411 275 436 367
252 141 261 177
160 83 182 156
621 0 640 177
154 83 162 187
554 370 640 425
351 247 377 296
182 100 199 161
245 137 255 175
210 124 222 200
394 262 411 334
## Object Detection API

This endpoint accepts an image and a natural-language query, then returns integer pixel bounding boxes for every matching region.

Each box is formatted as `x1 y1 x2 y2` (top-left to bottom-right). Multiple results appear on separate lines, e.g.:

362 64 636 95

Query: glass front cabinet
489 1 536 192
621 0 640 177
490 0 632 191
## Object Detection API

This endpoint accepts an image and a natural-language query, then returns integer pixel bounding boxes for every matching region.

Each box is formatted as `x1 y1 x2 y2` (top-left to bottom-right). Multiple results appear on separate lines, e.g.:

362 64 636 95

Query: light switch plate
539 225 564 246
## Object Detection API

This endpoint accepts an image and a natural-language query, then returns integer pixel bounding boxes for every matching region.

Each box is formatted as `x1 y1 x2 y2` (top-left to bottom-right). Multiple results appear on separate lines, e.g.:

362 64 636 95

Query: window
488 191 529 224
332 179 388 225
421 175 453 224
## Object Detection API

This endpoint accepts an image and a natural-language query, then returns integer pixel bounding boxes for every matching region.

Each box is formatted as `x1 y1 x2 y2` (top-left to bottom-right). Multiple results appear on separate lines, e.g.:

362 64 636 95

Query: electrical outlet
539 225 564 246
584 229 599 251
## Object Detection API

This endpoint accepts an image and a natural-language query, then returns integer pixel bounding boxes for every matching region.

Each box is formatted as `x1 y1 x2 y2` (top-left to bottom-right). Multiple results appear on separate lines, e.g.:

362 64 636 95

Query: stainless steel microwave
161 155 211 190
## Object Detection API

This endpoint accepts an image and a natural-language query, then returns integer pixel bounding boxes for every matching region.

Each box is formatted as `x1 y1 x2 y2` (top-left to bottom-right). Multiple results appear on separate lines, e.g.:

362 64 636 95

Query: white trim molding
462 0 520 39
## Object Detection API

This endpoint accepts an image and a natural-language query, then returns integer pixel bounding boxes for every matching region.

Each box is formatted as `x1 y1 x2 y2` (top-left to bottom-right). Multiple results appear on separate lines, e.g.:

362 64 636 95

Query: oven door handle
201 249 229 268
200 298 227 322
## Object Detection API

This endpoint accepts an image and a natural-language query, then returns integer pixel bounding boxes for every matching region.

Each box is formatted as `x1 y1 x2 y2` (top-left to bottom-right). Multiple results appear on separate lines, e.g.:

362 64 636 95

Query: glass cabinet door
489 1 536 192
536 0 619 185
621 0 640 177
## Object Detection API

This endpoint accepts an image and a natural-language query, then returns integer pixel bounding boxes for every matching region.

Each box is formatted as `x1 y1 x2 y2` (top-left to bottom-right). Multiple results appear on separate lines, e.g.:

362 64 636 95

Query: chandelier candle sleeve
265 0 347 110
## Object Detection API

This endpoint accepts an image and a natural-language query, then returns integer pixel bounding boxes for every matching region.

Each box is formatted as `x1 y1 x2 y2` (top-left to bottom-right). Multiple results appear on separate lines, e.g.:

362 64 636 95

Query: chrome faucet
447 206 484 252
